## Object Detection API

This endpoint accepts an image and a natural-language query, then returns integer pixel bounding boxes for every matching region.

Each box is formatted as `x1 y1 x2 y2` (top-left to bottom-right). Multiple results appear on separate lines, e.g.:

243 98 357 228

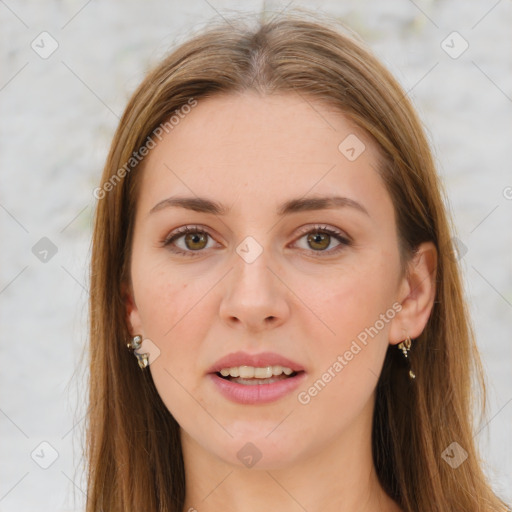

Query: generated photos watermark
93 97 198 200
297 301 402 405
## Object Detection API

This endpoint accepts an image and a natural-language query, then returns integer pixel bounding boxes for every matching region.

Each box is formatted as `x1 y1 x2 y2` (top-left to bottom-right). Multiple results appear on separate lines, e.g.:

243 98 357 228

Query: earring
397 335 416 380
126 334 149 369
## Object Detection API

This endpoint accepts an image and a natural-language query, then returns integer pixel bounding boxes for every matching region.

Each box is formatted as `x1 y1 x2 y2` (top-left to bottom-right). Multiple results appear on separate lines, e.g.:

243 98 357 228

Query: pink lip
206 351 307 405
207 351 305 374
207 371 307 404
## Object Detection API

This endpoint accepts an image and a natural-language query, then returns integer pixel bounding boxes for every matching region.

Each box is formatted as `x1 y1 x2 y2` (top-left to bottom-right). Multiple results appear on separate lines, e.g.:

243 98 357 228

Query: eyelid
290 224 352 257
293 223 352 243
161 224 221 255
162 224 213 244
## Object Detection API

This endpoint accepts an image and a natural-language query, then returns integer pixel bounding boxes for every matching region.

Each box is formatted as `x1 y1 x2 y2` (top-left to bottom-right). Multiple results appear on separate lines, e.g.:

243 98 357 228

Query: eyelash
162 224 351 258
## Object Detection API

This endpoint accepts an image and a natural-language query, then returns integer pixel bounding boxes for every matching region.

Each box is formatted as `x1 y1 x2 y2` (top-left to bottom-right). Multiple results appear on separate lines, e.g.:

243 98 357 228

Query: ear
389 241 438 344
121 280 144 337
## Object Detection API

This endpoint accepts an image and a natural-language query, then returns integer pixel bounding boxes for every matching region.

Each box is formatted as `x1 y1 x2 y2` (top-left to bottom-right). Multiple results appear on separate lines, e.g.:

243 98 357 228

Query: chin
214 435 303 471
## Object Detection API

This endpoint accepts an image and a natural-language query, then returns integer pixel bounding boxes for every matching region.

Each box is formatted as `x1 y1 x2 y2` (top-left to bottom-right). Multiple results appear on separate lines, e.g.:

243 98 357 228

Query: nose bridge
233 234 276 295
219 232 289 329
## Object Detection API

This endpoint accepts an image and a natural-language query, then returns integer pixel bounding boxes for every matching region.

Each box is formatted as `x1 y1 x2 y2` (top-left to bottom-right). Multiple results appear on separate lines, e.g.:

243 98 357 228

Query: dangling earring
126 334 149 369
397 334 416 380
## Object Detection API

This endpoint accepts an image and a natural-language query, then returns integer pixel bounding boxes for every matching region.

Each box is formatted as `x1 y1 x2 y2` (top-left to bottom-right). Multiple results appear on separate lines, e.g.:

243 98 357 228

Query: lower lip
208 372 307 404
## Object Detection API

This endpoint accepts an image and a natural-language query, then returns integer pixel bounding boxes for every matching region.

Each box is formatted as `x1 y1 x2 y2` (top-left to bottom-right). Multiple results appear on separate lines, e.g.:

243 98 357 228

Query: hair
85 9 510 512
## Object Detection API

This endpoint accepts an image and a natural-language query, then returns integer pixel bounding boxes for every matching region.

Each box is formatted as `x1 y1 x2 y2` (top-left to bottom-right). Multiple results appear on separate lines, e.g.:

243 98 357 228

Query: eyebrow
149 194 370 217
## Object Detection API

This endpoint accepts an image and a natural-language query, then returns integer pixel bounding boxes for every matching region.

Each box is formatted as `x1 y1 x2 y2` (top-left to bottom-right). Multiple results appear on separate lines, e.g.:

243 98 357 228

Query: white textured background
0 1 511 510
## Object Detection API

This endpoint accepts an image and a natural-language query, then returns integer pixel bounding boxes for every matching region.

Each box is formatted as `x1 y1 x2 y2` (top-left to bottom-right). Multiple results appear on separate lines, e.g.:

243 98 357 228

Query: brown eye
163 226 216 256
306 232 331 251
294 225 351 256
182 232 208 251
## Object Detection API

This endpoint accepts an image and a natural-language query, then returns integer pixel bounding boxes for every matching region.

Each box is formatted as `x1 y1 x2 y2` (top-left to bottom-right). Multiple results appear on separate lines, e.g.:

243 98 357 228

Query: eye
162 224 351 257
293 224 351 256
162 225 217 256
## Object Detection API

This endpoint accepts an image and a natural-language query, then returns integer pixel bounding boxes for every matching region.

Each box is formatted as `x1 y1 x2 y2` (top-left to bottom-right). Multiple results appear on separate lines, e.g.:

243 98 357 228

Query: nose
219 244 290 333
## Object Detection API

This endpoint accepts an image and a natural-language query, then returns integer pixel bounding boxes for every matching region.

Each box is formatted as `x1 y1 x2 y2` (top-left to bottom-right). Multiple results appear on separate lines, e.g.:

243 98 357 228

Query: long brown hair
86 9 510 512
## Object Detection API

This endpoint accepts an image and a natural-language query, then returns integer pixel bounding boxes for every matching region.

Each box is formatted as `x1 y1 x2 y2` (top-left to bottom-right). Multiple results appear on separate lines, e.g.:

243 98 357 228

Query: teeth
239 366 254 378
219 365 295 378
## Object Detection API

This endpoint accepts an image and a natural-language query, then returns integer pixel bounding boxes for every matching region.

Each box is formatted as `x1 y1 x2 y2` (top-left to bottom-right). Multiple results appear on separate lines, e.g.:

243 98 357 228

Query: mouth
207 351 307 404
214 365 303 385
208 365 307 404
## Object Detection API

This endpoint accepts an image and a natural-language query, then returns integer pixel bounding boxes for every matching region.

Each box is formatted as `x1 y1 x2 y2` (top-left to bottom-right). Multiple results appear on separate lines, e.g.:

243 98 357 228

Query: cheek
131 266 195 380
295 281 392 431
133 259 199 335
308 256 395 344
135 272 212 420
303 256 396 398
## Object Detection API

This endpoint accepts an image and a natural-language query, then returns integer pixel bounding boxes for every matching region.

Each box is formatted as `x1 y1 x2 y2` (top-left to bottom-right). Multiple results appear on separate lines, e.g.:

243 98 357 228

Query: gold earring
397 335 415 379
126 334 149 369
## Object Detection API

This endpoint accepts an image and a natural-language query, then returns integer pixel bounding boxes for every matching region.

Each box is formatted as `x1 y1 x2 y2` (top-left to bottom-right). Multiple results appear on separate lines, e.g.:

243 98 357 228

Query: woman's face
126 91 408 469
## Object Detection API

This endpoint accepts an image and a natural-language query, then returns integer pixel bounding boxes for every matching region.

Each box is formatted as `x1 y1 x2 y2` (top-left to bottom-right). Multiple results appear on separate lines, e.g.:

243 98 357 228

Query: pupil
186 233 206 249
308 232 328 250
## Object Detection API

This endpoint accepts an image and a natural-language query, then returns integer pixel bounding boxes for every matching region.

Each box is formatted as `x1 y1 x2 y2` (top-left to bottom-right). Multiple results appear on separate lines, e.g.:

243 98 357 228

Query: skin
124 91 437 512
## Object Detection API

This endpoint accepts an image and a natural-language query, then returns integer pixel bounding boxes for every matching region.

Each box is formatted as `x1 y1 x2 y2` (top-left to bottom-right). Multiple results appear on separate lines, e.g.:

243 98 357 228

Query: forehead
137 91 392 222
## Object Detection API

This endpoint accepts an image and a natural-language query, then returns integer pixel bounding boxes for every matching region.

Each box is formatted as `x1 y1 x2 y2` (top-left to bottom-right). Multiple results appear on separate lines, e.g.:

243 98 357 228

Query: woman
86 10 511 512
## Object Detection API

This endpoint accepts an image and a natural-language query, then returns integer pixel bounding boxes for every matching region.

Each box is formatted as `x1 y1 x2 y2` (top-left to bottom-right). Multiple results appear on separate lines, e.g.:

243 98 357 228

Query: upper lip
208 351 305 374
